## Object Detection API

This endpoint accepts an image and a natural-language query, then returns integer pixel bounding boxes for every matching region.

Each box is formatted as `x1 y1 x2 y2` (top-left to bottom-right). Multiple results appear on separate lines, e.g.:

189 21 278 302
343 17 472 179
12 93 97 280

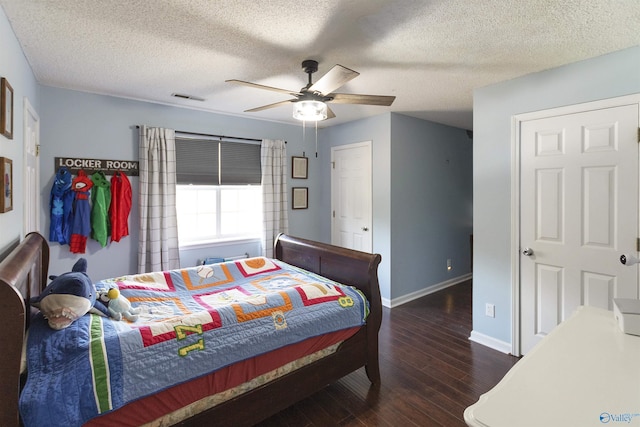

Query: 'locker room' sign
55 157 139 176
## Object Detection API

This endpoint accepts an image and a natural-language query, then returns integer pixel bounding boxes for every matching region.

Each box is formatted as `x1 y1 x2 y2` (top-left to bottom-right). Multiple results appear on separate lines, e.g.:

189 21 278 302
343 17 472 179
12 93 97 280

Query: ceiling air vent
171 93 205 101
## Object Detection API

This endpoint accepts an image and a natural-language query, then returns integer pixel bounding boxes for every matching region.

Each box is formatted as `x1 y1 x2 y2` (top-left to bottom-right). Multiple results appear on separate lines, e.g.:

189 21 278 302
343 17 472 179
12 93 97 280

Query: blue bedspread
20 258 369 427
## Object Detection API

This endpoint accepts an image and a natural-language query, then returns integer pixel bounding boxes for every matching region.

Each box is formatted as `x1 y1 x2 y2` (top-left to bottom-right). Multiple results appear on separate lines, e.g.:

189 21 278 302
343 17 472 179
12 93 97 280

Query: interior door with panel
331 141 372 252
520 103 639 354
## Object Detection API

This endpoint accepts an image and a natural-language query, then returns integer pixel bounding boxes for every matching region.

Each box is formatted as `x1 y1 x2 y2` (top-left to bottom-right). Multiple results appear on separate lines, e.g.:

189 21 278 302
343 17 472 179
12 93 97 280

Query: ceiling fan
226 60 395 121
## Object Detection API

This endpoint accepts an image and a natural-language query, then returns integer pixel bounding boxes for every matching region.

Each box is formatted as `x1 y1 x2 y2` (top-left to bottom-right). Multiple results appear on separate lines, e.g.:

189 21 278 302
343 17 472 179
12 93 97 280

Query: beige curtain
261 139 288 257
138 126 180 272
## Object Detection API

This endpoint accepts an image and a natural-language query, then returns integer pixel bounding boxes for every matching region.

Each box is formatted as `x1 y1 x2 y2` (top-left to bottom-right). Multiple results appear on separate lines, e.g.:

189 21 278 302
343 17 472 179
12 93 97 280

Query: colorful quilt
20 258 369 427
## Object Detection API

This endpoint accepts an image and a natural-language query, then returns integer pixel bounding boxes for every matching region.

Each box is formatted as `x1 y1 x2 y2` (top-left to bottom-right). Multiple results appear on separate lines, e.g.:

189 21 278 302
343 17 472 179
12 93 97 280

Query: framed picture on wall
0 78 13 139
291 156 308 179
0 157 13 212
292 187 308 209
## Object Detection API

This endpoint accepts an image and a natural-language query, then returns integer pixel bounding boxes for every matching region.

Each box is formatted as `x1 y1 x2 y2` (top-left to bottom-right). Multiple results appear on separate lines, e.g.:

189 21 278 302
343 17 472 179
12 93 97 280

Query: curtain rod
135 126 284 143
176 130 262 142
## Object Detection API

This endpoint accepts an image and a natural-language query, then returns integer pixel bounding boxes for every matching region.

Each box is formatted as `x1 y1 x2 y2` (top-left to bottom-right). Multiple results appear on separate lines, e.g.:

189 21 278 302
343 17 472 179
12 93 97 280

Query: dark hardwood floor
256 280 520 426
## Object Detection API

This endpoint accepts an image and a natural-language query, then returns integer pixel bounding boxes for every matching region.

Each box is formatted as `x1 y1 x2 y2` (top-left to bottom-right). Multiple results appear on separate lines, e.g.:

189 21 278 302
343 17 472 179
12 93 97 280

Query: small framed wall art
292 187 308 209
0 157 13 212
291 156 308 179
0 78 13 139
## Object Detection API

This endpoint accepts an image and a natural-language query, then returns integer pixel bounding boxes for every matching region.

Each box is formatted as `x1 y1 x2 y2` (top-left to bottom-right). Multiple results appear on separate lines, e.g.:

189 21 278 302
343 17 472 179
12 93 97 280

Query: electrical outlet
485 303 495 318
447 258 452 271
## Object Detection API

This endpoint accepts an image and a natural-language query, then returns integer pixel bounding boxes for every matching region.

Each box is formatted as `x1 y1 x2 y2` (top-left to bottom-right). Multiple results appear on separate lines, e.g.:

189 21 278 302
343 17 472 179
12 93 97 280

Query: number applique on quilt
175 324 205 356
338 296 354 308
174 324 203 340
178 339 205 357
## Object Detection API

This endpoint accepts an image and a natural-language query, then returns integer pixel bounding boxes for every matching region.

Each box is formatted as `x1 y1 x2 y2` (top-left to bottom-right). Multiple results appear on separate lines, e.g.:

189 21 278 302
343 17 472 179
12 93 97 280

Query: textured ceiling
1 0 639 130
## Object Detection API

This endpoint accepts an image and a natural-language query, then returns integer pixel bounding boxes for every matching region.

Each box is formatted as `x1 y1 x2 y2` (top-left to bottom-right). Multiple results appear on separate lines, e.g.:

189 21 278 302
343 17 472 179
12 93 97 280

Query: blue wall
38 87 322 280
390 114 473 300
320 114 392 300
473 46 640 347
320 113 474 304
0 7 40 255
31 81 475 305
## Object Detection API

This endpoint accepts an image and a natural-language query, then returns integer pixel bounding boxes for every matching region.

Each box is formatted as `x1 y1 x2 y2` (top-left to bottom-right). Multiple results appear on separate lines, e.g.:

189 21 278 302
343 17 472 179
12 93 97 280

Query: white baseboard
382 273 472 308
469 330 512 354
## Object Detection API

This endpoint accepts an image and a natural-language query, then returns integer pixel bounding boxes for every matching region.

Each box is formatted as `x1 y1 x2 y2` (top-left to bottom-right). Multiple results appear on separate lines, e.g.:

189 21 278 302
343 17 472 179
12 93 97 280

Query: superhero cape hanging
91 171 111 247
49 167 74 244
70 170 93 254
109 171 132 242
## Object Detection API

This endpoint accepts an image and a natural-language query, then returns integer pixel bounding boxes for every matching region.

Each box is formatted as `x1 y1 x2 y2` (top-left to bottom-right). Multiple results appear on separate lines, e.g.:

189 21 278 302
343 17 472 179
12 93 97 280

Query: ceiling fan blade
329 93 395 106
226 79 301 96
308 64 359 95
326 106 336 119
244 99 296 113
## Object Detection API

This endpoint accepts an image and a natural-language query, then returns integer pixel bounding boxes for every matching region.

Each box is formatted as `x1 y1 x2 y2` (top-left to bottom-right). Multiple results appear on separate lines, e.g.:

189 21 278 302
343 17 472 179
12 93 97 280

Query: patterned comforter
20 257 369 427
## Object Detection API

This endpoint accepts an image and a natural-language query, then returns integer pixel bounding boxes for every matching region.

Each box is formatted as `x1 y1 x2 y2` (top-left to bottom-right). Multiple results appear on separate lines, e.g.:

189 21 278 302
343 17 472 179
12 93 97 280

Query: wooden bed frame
0 232 382 427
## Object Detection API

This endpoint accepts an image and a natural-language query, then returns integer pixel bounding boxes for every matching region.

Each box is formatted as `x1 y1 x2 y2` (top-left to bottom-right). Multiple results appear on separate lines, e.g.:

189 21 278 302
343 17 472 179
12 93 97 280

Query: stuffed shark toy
29 258 110 330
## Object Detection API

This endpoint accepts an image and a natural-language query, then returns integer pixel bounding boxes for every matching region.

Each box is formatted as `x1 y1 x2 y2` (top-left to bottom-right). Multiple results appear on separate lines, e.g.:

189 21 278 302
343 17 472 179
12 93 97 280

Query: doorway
23 98 40 235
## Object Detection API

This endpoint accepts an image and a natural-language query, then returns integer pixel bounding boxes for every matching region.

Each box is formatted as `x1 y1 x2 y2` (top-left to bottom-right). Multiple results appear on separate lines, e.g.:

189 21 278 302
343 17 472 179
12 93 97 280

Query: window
176 185 261 243
175 137 262 245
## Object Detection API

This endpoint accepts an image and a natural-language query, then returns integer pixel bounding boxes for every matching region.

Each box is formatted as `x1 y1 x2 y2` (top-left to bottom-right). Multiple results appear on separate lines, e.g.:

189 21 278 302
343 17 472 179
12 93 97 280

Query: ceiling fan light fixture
293 100 327 121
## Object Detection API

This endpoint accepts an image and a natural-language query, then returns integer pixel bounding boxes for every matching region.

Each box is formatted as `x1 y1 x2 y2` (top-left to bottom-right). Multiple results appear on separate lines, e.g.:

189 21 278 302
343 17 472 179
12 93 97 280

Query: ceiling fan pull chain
315 121 318 158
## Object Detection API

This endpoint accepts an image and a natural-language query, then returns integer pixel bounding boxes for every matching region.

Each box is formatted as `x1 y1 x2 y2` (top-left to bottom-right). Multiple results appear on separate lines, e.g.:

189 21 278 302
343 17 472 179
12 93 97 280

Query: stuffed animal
29 258 110 330
101 287 140 322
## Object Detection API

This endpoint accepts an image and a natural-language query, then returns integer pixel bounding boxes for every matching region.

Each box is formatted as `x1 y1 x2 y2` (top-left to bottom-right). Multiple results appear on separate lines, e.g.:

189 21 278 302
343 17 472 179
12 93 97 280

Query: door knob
362 227 369 231
620 254 640 265
522 247 534 256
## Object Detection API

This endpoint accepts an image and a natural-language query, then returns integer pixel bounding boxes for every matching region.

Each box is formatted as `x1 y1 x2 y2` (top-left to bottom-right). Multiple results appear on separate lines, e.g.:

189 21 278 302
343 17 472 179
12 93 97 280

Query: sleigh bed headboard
0 232 49 427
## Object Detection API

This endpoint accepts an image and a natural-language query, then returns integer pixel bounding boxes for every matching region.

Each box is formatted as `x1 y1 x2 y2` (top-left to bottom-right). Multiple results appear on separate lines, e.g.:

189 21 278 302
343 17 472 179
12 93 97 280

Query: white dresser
464 306 640 427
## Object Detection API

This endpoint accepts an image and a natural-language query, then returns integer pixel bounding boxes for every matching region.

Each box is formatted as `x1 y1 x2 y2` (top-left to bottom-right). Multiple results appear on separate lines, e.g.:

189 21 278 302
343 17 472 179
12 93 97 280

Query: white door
23 98 40 235
520 103 639 354
331 141 372 252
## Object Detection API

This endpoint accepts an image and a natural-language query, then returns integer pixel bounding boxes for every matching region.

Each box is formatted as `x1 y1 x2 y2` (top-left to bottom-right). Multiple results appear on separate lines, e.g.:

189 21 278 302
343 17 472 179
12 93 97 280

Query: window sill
178 237 261 250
